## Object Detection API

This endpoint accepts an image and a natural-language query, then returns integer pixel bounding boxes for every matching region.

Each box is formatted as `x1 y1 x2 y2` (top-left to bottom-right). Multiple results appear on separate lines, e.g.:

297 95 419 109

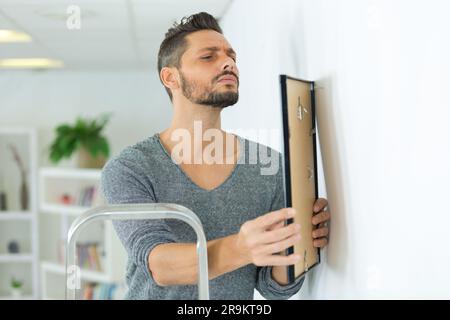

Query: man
101 12 330 300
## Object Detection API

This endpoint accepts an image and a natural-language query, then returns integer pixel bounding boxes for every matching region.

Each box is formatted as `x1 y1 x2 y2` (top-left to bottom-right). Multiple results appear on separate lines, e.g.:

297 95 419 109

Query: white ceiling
0 0 232 70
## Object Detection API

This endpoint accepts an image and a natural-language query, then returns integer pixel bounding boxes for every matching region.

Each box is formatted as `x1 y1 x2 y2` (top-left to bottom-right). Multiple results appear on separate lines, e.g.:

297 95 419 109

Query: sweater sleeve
255 152 305 299
100 156 178 285
255 266 305 300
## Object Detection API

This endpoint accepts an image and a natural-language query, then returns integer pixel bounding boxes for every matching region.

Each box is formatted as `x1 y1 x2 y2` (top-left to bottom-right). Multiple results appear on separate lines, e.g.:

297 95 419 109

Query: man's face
178 30 239 109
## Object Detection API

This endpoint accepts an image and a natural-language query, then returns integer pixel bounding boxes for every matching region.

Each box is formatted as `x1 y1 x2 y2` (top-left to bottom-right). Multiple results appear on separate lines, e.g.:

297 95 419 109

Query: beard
180 71 239 109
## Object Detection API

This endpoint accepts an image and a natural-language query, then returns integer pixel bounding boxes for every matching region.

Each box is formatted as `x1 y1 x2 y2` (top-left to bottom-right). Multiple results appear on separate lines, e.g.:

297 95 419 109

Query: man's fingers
312 227 328 239
313 238 328 248
312 210 330 225
267 220 285 231
260 254 301 266
255 208 295 230
313 198 328 213
259 222 300 244
262 233 301 255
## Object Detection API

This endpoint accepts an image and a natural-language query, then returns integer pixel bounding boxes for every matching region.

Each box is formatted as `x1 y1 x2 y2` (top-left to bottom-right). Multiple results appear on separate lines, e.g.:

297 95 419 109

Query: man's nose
221 57 237 74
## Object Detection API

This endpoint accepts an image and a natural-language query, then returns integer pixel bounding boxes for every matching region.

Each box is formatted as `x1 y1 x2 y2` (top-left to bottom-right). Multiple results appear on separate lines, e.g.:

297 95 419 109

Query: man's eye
201 56 212 60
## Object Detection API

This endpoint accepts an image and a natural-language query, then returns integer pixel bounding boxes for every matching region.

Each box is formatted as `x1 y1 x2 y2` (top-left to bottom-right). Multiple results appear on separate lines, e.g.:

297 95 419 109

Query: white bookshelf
0 254 33 263
0 212 33 220
0 128 39 299
39 167 127 300
0 295 34 300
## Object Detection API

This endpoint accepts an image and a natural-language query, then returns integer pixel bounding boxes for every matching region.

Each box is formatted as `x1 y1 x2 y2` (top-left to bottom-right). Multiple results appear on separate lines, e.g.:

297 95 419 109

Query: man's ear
160 67 180 92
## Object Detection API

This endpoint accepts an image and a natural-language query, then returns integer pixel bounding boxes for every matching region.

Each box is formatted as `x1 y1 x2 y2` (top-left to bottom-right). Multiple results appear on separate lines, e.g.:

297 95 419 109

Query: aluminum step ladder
65 203 209 300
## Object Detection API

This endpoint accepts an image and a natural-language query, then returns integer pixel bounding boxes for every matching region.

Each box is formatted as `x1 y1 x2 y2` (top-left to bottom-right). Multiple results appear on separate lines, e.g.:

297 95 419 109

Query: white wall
0 70 172 167
221 0 450 299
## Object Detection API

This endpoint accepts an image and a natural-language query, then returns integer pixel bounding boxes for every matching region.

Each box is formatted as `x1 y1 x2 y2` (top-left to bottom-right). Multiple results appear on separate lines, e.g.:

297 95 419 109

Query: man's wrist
229 233 251 267
271 265 290 285
206 234 250 280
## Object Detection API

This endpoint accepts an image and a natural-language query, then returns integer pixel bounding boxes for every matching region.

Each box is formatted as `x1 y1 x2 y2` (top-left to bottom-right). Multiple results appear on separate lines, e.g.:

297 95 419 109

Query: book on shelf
58 185 105 208
82 282 127 300
56 240 103 271
76 186 97 207
75 242 103 272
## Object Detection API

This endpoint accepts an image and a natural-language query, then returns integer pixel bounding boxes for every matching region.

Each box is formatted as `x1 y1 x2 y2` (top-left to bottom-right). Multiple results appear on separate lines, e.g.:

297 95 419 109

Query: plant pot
76 146 107 169
11 287 22 299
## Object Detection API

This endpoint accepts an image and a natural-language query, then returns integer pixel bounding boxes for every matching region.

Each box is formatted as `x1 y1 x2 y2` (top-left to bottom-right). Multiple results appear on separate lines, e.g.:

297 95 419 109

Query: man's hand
312 198 330 248
235 208 302 266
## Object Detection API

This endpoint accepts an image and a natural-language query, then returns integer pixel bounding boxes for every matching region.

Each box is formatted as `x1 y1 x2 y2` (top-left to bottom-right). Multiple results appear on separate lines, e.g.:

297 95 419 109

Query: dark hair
157 12 223 100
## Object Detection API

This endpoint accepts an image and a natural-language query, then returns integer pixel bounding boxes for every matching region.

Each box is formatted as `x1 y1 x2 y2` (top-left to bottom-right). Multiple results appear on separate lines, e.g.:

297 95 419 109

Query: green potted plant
10 277 23 299
48 113 112 169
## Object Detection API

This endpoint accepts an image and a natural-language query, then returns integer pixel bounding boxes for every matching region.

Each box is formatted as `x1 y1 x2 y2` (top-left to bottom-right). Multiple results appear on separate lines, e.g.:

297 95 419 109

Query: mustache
213 71 239 84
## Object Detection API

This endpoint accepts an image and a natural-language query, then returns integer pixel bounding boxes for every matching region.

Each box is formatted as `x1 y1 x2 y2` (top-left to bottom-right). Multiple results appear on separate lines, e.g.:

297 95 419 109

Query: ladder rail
65 203 209 300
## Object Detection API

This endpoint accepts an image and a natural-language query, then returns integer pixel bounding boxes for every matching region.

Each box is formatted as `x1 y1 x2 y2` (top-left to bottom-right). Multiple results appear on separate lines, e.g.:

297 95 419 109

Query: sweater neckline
153 132 244 193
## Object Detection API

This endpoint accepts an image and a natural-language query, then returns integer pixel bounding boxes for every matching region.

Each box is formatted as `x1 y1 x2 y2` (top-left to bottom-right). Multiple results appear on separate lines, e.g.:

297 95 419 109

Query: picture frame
279 74 320 283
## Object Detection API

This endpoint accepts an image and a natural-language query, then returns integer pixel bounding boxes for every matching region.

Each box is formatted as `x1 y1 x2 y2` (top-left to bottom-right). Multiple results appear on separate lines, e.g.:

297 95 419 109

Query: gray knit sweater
100 132 304 299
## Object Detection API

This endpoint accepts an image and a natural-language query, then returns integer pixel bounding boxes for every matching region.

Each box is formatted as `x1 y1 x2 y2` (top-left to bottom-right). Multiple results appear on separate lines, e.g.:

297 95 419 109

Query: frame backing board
280 75 320 283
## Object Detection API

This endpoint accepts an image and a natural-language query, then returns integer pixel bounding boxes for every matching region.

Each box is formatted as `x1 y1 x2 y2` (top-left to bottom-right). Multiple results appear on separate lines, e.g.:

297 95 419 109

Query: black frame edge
279 75 321 284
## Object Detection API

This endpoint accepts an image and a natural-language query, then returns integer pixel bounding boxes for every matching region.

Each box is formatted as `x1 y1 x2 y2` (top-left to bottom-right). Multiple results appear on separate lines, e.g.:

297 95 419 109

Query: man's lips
217 75 238 84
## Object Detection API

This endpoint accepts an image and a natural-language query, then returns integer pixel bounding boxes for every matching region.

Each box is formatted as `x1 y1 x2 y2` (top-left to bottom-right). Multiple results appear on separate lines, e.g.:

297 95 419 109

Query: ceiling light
0 58 64 69
34 8 97 21
0 29 32 43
